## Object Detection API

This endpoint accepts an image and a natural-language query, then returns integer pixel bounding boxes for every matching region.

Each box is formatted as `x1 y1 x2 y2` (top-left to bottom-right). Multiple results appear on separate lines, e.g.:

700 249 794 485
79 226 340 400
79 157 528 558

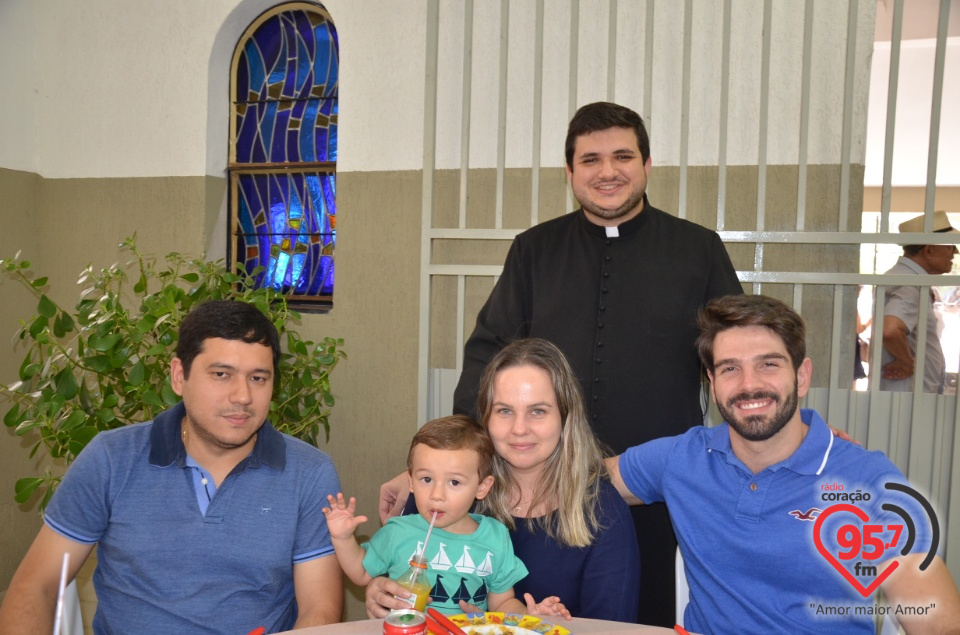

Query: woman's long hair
475 338 608 547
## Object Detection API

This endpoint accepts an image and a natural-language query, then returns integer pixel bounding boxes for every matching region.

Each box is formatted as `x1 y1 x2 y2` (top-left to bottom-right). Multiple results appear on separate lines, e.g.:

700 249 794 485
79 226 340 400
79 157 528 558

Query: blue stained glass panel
235 7 339 163
231 4 338 304
236 96 336 164
315 25 338 96
235 10 339 101
235 172 336 297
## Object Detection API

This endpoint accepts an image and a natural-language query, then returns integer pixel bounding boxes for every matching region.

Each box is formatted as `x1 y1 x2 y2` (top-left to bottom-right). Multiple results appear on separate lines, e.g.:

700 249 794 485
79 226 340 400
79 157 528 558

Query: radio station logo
811 482 939 598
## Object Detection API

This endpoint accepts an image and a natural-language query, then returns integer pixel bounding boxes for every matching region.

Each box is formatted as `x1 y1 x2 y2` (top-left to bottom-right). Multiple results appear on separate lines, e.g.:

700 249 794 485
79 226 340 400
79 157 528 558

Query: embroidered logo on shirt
260 507 271 514
788 508 822 521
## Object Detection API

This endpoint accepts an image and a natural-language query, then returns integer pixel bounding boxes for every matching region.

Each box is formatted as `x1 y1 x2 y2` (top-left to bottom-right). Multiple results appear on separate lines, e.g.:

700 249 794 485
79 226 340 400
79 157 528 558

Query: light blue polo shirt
620 409 932 634
45 401 340 635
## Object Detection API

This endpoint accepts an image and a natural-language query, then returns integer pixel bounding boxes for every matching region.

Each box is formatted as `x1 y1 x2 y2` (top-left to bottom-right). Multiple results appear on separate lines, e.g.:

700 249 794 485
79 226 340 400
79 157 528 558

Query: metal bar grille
416 0 958 575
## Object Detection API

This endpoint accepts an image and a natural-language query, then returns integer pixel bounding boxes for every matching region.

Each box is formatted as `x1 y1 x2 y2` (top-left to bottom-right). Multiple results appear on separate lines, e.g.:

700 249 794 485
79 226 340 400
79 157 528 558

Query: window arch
229 2 339 309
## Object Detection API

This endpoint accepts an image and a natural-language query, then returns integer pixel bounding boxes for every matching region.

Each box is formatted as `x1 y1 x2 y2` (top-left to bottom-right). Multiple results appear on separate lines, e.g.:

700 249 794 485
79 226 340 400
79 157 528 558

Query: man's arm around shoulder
882 553 960 634
292 553 343 627
604 456 644 506
0 525 95 635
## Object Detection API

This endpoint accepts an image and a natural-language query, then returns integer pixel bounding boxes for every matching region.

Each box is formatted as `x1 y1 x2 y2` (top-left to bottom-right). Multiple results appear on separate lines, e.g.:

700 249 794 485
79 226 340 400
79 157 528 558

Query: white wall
0 0 875 179
0 0 432 177
0 1 38 173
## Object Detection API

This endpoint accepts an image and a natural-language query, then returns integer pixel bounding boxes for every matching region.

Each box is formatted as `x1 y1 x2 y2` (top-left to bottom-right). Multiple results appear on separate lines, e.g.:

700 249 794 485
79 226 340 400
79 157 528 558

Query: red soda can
383 609 427 635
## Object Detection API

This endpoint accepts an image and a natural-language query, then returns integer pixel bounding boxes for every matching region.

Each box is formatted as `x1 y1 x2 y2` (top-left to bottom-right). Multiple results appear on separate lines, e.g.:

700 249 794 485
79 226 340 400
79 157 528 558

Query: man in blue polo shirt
607 294 960 634
0 300 343 634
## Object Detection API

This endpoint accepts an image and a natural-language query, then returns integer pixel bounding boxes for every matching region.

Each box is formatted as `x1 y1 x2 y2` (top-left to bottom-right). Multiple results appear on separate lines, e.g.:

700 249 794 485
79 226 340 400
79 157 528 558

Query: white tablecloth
278 616 676 635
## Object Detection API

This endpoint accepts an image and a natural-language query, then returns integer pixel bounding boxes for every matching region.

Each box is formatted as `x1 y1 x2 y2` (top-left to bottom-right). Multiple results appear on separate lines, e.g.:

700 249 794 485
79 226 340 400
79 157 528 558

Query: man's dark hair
565 102 651 169
176 300 281 378
696 295 806 372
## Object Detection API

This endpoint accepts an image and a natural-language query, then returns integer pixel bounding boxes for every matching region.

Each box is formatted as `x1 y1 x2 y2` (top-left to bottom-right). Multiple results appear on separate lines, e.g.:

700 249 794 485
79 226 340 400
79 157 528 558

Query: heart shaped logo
813 503 899 597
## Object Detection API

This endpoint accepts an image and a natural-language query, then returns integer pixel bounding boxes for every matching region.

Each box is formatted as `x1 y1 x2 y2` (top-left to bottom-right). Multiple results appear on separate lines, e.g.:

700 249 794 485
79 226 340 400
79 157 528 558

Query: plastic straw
419 510 438 559
53 552 69 635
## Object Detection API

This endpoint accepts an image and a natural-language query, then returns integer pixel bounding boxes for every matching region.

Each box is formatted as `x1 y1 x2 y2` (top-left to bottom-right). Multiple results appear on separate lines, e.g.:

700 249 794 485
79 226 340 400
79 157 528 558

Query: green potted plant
0 235 344 509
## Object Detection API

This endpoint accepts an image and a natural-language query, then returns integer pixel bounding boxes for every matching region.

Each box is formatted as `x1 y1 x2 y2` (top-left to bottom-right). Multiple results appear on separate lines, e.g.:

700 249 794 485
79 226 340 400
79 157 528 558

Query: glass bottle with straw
393 511 437 612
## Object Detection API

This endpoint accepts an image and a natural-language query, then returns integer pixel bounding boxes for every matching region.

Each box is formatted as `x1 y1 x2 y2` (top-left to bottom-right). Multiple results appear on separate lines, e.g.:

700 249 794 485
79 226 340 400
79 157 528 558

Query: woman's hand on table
365 576 418 618
378 472 411 523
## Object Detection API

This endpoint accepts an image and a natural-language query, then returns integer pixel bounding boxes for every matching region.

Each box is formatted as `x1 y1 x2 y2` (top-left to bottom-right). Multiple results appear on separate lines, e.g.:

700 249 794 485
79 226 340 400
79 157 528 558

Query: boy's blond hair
406 414 494 480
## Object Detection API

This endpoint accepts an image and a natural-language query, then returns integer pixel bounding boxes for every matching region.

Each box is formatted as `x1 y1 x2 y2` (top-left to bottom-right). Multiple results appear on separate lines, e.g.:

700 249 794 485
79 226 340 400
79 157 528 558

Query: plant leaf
19 359 40 380
54 369 79 400
71 426 99 445
160 384 179 407
55 312 75 336
28 315 49 337
136 315 158 333
15 419 39 435
88 333 120 352
86 355 112 373
59 410 87 431
37 294 57 318
128 361 145 386
141 391 163 408
3 404 22 428
14 477 44 503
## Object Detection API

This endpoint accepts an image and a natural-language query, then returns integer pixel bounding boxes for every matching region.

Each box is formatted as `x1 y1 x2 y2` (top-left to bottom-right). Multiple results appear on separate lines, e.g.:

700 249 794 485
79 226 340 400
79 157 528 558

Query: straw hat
898 210 959 235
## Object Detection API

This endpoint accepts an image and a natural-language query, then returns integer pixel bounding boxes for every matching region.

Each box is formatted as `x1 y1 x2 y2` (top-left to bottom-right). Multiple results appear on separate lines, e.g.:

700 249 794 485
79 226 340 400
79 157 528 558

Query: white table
279 617 676 635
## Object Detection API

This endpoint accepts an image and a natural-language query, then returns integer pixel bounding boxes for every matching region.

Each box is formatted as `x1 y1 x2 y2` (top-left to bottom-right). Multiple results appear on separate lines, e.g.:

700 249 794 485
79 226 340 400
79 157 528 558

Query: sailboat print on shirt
430 543 452 570
471 580 488 606
407 541 424 563
454 546 475 573
452 578 473 605
475 552 493 577
430 574 450 603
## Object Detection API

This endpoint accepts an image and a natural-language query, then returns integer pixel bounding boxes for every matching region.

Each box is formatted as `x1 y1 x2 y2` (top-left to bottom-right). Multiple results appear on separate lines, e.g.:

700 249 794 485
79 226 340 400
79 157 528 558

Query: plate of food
443 612 570 635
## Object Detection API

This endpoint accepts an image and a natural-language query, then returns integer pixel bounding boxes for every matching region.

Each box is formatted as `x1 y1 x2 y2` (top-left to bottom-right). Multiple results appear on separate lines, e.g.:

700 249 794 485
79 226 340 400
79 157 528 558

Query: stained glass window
229 3 338 308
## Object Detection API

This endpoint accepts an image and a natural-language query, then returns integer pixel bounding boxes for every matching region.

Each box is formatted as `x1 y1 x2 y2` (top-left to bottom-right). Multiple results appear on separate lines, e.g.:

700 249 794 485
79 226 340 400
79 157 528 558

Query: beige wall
0 168 45 588
318 170 422 616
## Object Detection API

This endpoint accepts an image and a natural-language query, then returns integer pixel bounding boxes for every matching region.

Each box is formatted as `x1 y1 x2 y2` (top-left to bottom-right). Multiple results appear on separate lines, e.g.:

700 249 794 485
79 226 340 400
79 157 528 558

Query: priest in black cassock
453 102 743 627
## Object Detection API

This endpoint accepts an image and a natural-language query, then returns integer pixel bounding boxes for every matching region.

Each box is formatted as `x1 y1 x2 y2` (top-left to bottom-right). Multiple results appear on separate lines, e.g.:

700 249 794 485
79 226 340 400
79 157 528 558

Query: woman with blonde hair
370 338 640 621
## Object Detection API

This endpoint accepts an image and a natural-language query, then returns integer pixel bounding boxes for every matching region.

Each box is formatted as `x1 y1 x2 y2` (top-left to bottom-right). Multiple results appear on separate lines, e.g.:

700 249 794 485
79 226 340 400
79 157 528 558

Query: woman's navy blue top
403 478 640 622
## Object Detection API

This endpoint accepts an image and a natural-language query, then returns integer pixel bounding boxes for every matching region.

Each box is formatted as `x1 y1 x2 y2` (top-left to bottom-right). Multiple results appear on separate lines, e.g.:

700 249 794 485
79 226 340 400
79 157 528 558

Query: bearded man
607 294 960 634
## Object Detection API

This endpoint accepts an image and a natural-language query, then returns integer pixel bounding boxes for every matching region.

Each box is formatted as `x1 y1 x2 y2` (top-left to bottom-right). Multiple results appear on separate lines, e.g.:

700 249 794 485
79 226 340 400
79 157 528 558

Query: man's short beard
578 187 645 223
717 380 799 442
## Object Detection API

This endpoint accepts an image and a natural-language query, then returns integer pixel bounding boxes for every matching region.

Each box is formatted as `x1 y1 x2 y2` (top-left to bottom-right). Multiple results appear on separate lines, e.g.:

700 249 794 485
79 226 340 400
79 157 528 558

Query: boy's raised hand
321 493 368 540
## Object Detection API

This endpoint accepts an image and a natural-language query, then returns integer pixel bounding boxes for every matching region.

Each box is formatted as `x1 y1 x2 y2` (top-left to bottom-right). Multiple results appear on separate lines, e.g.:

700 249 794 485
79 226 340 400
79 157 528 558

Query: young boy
323 415 570 617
